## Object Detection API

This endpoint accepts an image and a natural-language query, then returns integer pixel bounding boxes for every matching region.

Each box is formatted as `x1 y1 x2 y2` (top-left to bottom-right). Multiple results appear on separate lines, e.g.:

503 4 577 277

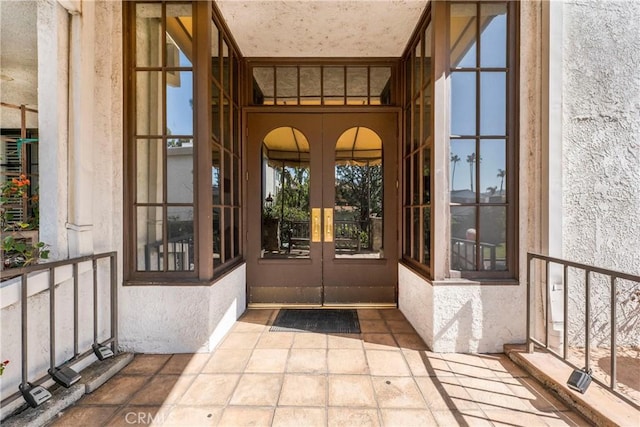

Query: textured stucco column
37 0 70 259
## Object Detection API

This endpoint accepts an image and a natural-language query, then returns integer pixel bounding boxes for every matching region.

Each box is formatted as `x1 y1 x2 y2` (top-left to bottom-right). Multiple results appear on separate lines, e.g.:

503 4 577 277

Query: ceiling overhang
215 0 429 58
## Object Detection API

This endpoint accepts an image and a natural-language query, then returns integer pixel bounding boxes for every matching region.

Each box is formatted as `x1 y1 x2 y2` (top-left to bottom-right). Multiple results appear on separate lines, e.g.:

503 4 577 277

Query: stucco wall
119 264 247 353
560 0 640 346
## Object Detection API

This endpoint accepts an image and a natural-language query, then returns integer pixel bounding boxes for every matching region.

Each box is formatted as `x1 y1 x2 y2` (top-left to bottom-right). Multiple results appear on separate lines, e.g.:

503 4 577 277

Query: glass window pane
479 139 506 202
480 3 507 68
412 207 420 261
167 138 193 203
413 96 420 150
423 22 432 86
136 71 163 136
211 84 220 141
412 152 419 205
335 127 383 259
450 3 477 68
213 207 221 266
404 107 412 155
136 139 163 204
346 67 368 105
166 71 193 136
451 205 476 271
323 66 344 105
480 72 506 135
450 71 476 136
414 40 422 96
423 83 431 141
167 206 194 271
233 207 240 258
136 206 163 271
135 3 162 68
233 156 240 206
370 67 392 105
404 155 411 205
422 147 431 204
212 145 221 205
276 67 298 105
224 207 232 261
223 150 231 205
423 207 431 264
253 67 274 105
166 4 193 67
450 139 476 200
479 206 507 270
222 39 230 93
404 208 411 257
233 109 240 154
300 67 321 105
222 97 230 149
211 26 220 83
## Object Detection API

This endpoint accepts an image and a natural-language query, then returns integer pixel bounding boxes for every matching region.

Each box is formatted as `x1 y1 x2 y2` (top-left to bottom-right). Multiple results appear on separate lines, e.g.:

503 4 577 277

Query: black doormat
270 309 360 333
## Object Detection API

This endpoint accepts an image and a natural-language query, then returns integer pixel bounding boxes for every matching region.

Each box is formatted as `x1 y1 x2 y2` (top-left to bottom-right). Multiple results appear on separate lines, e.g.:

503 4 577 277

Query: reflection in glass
404 156 411 205
166 71 193 135
423 83 431 140
213 207 221 266
347 67 368 105
413 96 420 148
212 146 221 205
253 67 274 105
334 127 383 259
136 71 162 136
167 138 193 203
137 206 162 271
370 66 391 105
136 139 163 204
450 72 476 136
414 40 422 95
479 206 507 270
261 127 311 259
324 67 344 104
423 22 432 86
233 156 241 206
167 206 194 271
222 39 230 93
480 3 507 68
422 147 431 204
412 152 419 205
223 150 231 205
211 25 219 82
450 3 477 68
224 207 232 261
223 97 231 149
451 205 477 271
423 207 431 264
479 139 506 202
166 3 193 67
412 207 420 261
233 208 240 258
135 3 161 68
450 139 476 199
276 67 298 105
480 72 506 135
404 208 412 257
300 67 321 105
211 84 220 141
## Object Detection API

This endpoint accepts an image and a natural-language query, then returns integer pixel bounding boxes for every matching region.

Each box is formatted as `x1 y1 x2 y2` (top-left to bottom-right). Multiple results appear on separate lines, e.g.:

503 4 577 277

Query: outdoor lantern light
567 367 592 394
265 193 273 208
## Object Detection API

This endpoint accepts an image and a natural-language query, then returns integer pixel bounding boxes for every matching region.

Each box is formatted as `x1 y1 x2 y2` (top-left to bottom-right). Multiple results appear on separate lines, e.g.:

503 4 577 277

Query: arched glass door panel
261 127 311 259
334 127 383 259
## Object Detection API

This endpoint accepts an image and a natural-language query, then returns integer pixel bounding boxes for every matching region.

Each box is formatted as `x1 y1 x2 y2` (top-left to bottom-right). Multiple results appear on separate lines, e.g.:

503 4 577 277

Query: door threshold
248 303 397 309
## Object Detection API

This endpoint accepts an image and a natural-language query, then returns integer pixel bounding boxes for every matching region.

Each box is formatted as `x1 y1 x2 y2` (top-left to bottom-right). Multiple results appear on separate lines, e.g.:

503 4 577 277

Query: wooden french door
246 112 398 306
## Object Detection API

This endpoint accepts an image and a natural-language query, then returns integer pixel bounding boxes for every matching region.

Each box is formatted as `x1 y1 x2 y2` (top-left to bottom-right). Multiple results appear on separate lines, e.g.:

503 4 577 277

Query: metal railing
526 252 640 409
0 251 118 408
451 238 497 270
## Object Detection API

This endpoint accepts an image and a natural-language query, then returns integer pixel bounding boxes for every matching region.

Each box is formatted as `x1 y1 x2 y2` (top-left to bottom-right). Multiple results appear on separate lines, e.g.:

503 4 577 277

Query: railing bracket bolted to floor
19 382 52 408
48 366 81 388
92 343 115 361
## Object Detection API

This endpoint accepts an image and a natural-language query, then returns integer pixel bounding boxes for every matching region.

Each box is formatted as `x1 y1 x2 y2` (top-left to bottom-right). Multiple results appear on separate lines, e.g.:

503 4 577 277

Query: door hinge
246 172 249 181
396 180 399 189
245 127 249 137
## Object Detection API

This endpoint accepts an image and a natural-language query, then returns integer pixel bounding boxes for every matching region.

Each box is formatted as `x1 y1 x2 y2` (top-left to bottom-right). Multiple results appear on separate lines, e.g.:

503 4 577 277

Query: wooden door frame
243 108 402 307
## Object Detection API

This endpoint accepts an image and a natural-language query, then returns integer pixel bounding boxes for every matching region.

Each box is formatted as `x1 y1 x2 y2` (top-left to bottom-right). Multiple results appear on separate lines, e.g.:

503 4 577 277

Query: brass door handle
324 208 334 242
311 208 321 242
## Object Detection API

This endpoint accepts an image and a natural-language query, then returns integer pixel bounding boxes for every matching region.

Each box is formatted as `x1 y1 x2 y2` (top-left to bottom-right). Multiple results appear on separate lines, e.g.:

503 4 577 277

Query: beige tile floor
48 309 591 426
